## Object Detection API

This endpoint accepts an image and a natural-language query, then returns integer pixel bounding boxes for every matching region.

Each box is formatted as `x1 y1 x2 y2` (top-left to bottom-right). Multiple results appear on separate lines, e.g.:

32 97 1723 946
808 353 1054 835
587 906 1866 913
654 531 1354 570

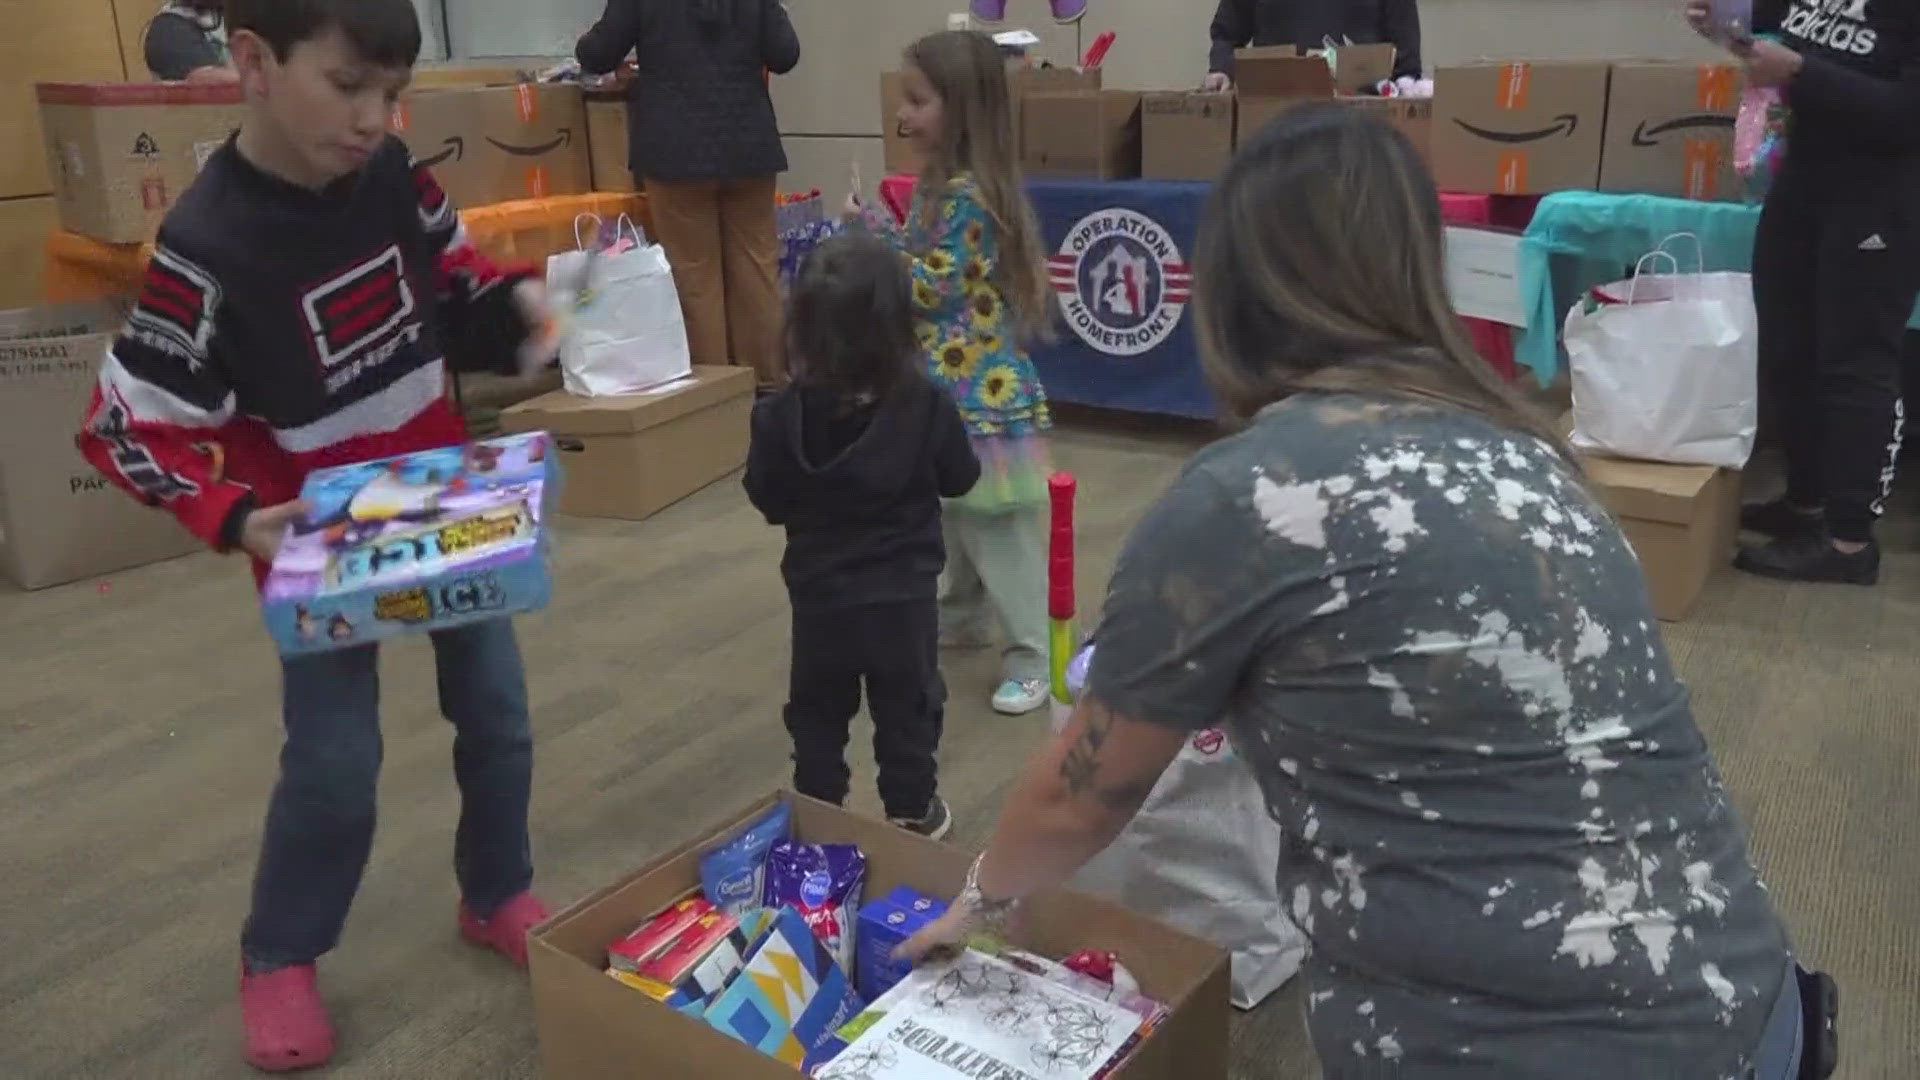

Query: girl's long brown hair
1192 102 1574 463
902 30 1052 342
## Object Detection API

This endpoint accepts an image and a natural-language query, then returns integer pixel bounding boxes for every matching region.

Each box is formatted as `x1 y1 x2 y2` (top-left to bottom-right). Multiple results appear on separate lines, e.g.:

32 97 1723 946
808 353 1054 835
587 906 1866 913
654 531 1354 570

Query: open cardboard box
530 792 1231 1079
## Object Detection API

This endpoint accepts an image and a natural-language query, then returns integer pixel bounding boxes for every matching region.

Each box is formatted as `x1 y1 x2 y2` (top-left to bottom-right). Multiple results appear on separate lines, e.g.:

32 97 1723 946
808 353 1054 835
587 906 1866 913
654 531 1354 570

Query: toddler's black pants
1753 151 1920 542
785 600 943 821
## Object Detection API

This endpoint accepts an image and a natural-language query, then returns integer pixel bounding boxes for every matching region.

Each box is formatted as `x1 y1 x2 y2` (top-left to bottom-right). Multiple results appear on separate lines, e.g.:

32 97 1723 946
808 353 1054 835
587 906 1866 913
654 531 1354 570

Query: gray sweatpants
941 503 1049 683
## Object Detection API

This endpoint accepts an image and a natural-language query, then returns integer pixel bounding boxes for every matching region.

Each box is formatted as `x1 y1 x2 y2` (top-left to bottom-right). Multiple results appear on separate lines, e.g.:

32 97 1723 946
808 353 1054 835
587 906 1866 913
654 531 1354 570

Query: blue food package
699 803 792 917
854 887 949 999
762 841 866 976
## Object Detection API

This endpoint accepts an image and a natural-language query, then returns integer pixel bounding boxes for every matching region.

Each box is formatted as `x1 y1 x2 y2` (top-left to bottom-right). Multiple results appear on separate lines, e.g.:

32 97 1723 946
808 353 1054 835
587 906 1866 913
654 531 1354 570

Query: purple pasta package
763 841 867 976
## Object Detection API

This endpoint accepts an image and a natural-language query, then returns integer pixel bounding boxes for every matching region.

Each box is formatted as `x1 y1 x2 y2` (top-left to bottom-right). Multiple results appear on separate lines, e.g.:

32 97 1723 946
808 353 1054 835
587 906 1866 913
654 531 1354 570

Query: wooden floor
0 417 1914 1078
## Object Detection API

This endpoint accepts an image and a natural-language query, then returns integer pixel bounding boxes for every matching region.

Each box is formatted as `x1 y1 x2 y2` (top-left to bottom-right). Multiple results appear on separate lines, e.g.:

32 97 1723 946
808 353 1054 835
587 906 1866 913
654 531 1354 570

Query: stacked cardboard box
36 82 245 244
390 83 592 211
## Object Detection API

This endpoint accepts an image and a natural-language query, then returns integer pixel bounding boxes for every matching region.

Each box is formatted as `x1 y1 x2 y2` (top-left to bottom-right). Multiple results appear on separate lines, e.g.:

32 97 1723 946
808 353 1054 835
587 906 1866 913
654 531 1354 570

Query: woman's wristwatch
957 853 1021 929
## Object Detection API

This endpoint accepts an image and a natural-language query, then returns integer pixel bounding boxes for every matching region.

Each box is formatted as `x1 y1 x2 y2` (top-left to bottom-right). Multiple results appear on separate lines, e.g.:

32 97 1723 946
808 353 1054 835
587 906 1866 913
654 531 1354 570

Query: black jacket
1756 0 1920 158
744 378 980 609
576 0 800 182
1208 0 1423 83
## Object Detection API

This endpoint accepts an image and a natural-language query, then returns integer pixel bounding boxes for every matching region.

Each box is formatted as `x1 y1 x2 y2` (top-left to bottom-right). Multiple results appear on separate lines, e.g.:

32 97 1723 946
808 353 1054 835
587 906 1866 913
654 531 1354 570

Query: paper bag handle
573 213 606 252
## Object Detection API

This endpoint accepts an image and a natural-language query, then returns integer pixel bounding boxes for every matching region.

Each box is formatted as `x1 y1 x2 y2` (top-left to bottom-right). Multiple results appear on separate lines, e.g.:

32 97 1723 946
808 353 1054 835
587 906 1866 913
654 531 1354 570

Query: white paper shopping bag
547 215 692 397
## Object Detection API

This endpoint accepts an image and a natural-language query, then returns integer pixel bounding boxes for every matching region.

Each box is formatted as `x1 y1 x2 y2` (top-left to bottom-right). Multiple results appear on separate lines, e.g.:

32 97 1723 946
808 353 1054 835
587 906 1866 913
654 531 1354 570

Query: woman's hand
890 893 1011 966
1202 71 1232 92
1741 40 1805 88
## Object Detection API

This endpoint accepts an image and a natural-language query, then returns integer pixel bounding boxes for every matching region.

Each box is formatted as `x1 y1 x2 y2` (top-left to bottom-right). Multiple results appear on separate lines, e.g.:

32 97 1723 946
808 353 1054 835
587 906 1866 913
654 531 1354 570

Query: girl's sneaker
970 0 1007 24
890 797 954 841
991 678 1049 716
459 891 551 968
1050 0 1088 22
239 963 335 1073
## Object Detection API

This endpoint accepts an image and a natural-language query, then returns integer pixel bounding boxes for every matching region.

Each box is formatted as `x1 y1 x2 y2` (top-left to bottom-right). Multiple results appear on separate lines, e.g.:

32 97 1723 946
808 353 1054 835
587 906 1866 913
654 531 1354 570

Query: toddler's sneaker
970 0 1006 23
991 678 1049 716
891 797 954 841
1050 0 1088 22
459 891 551 969
240 963 335 1073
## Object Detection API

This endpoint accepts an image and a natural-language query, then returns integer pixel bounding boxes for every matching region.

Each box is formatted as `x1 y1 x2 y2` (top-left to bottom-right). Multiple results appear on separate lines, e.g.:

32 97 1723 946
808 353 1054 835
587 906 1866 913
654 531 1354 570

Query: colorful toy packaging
704 906 867 1067
763 841 867 976
261 432 557 655
1734 84 1789 203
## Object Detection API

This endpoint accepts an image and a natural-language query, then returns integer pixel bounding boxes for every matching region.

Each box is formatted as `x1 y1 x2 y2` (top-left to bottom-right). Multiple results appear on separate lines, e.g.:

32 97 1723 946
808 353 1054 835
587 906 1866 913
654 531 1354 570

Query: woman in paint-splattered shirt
896 105 1809 1079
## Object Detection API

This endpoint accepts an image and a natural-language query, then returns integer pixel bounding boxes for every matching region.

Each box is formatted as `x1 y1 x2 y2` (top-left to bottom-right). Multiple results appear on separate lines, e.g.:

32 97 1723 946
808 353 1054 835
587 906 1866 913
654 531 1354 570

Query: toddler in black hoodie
744 232 980 838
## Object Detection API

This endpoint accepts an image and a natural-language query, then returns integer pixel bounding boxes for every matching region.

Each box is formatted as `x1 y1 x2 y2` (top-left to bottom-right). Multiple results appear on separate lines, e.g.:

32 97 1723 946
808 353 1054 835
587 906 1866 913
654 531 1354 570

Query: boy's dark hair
226 0 421 67
785 232 920 402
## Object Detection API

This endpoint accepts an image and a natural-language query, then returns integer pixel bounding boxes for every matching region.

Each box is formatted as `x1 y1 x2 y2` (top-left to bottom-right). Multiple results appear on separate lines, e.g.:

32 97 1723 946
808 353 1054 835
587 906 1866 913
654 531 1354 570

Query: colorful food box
608 896 715 974
261 432 557 655
705 906 865 1067
854 886 948 999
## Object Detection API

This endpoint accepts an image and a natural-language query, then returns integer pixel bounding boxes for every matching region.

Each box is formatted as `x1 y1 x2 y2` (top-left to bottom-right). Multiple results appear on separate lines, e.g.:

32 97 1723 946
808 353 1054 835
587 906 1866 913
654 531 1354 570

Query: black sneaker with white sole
890 797 952 841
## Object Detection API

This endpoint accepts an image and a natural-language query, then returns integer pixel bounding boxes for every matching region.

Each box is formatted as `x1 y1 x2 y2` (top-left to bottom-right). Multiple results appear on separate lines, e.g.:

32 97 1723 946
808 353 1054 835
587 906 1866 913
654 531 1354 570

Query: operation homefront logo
1050 208 1190 357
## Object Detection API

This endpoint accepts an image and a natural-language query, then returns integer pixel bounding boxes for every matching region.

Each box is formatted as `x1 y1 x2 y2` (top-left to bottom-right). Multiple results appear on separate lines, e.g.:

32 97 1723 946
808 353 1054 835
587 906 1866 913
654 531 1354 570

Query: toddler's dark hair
227 0 421 67
785 232 920 401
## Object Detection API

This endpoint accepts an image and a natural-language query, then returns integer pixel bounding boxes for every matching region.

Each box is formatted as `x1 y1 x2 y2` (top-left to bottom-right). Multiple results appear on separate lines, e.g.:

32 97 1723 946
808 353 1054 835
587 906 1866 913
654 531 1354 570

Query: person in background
1686 0 1920 585
145 0 238 82
575 0 800 391
77 0 559 1069
1204 0 1422 90
847 30 1058 718
896 105 1813 1079
744 232 981 841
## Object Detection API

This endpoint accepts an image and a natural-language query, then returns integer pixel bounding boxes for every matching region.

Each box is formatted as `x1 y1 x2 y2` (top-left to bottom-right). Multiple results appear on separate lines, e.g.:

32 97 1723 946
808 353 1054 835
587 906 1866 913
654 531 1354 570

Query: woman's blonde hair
902 30 1052 342
1193 103 1573 462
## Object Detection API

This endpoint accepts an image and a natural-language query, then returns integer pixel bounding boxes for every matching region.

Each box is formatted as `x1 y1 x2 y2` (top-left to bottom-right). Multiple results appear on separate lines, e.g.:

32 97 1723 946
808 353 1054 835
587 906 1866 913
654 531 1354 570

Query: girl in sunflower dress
849 29 1057 715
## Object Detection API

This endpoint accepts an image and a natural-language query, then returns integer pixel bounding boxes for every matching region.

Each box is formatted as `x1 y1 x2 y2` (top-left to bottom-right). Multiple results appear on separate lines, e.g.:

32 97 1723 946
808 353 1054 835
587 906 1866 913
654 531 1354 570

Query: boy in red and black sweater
75 0 558 1071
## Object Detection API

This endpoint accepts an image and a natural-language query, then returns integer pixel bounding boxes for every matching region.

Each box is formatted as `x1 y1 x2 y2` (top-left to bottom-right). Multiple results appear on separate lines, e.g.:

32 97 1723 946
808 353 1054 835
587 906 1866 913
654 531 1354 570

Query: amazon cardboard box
584 90 635 192
1346 96 1435 166
885 66 1103 174
1022 90 1142 180
391 84 590 211
1233 46 1328 145
1432 62 1612 195
1600 62 1742 202
0 301 199 589
36 82 244 244
529 791 1232 1079
1141 92 1235 181
498 366 752 521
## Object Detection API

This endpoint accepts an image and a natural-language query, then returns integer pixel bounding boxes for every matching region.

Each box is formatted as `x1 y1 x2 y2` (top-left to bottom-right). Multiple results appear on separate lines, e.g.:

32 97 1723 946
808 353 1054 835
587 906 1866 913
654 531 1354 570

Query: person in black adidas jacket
744 232 980 842
1689 0 1920 585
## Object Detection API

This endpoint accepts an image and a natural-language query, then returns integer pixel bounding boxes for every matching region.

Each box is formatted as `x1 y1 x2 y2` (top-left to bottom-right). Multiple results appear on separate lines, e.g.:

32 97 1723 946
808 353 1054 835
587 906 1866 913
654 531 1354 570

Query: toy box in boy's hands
704 905 867 1067
854 886 948 999
260 432 558 655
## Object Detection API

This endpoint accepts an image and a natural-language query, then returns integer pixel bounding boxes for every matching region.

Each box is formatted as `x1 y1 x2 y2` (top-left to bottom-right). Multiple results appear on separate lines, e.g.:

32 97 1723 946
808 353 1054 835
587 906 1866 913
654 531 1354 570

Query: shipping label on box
36 82 244 244
1600 63 1741 202
1432 62 1611 195
391 84 590 210
260 432 558 655
1021 90 1142 180
1141 92 1234 181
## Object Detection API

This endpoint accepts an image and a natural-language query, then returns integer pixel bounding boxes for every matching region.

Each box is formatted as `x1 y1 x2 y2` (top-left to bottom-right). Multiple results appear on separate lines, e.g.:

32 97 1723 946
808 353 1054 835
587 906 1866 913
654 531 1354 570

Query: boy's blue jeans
240 619 534 970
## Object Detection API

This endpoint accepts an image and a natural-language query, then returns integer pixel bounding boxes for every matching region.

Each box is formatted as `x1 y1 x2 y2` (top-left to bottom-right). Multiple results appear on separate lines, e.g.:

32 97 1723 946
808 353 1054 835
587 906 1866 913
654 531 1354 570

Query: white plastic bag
1053 648 1306 1010
1564 234 1758 468
547 215 692 397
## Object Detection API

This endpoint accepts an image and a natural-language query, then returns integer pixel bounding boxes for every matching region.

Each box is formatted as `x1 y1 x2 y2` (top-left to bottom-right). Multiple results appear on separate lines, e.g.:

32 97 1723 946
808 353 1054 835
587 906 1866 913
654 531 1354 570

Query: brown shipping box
0 302 199 590
1347 96 1435 166
884 66 1103 175
1431 62 1612 195
1600 62 1742 202
37 82 245 245
530 792 1232 1079
1022 90 1143 180
391 84 591 211
1322 41 1398 95
1141 92 1236 181
584 91 635 192
499 366 753 521
1234 46 1330 144
1584 454 1739 622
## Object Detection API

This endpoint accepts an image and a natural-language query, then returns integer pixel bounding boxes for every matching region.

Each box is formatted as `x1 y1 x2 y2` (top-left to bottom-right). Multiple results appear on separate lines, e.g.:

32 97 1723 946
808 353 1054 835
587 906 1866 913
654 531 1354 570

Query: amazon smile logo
486 129 573 156
418 136 463 168
1630 114 1734 146
1453 114 1579 143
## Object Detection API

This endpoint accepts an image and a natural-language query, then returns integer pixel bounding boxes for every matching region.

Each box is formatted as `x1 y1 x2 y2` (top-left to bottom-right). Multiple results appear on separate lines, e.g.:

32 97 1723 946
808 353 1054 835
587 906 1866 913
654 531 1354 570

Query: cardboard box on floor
1580 451 1740 622
1600 62 1742 202
529 792 1232 1079
1022 89 1143 180
583 90 636 192
0 301 199 590
36 82 245 245
1431 62 1612 195
498 366 753 520
1141 92 1235 181
391 84 591 211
